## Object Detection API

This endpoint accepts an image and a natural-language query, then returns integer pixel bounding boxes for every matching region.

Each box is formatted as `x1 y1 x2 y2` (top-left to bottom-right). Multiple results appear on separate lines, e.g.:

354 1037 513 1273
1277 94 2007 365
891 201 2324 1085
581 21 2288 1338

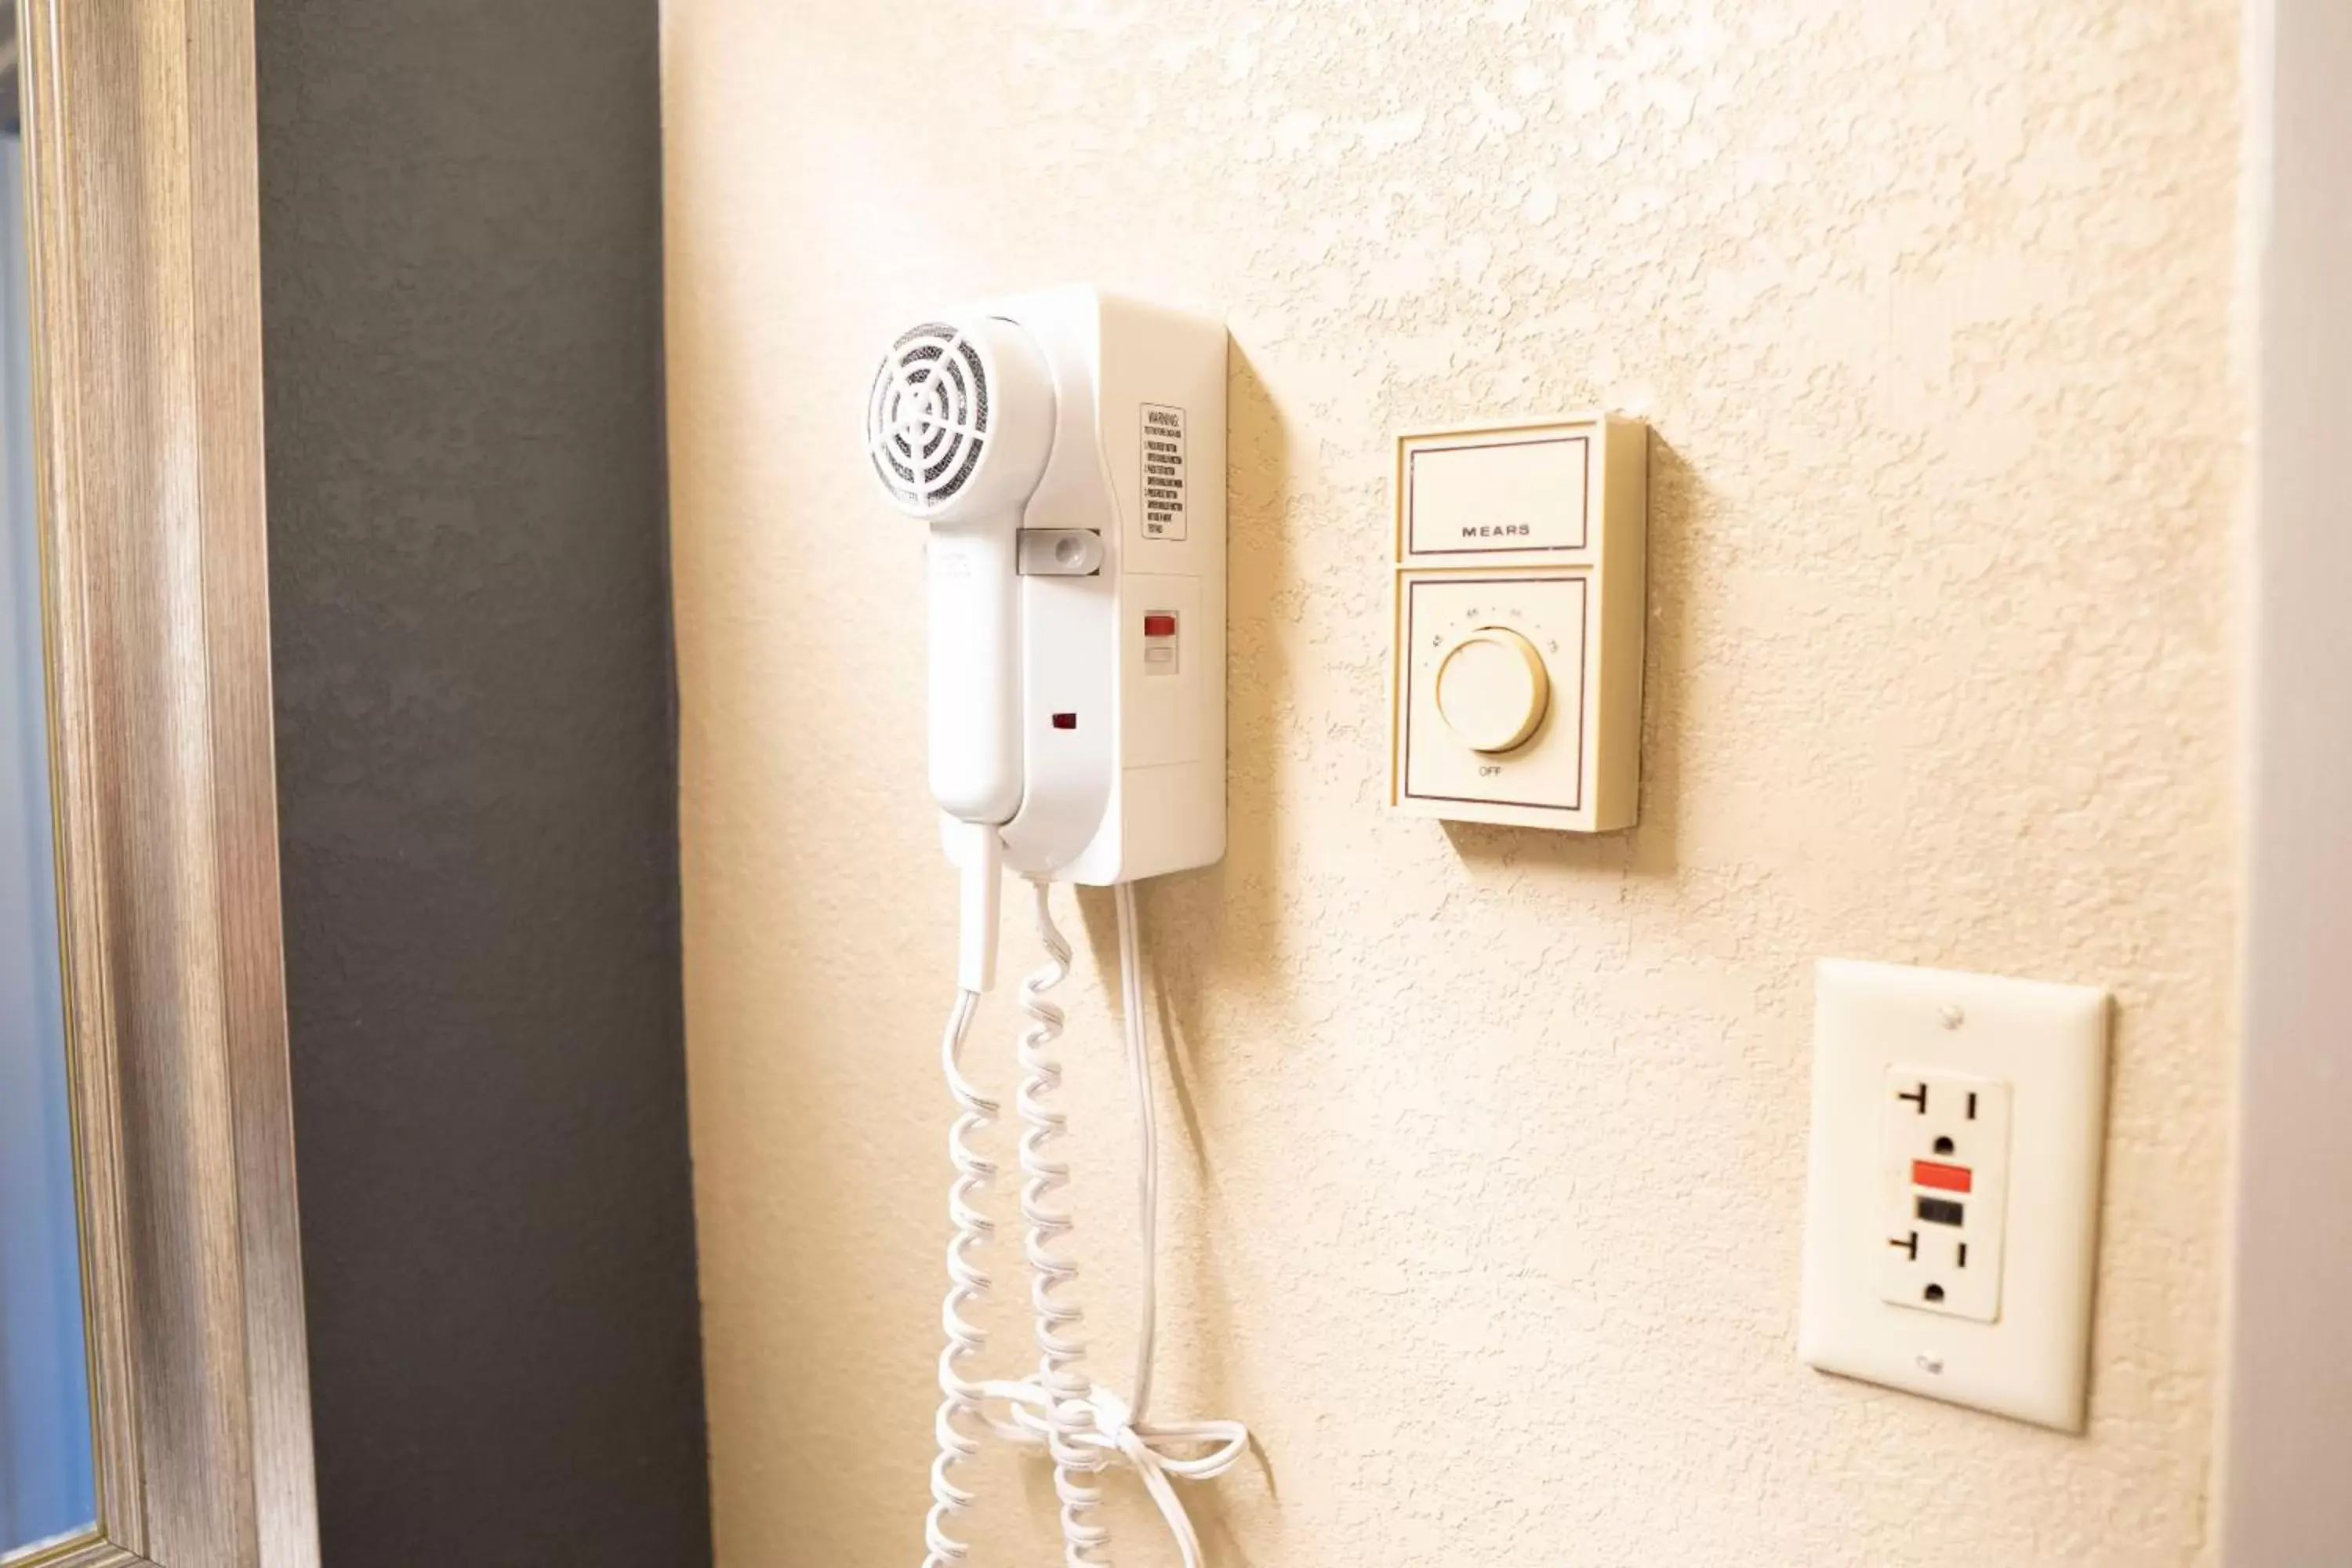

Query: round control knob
1434 626 1550 753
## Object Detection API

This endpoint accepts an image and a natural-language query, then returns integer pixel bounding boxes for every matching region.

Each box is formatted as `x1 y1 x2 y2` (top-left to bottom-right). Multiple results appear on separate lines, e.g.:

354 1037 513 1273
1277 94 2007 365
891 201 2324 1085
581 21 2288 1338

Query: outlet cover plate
1798 959 2111 1431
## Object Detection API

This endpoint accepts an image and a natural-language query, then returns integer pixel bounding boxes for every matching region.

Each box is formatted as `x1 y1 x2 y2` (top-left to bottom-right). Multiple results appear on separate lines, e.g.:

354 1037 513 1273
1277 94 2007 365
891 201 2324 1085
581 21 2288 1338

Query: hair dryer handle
927 517 1023 825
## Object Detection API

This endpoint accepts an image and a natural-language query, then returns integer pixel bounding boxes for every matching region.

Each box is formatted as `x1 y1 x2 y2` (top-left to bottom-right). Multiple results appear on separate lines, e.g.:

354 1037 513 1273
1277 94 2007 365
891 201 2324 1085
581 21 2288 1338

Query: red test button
1143 613 1178 637
1912 1160 1972 1192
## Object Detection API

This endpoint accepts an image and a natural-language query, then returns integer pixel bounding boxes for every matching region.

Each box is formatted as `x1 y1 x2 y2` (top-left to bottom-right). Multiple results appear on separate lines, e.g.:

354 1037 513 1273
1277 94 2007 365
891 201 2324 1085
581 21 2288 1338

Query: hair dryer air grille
867 321 993 510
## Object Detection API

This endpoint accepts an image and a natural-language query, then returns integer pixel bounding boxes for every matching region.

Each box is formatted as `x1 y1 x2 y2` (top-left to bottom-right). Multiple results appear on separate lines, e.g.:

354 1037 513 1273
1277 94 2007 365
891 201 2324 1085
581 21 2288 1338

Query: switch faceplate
1799 960 2110 1431
1401 575 1589 810
1387 416 1646 832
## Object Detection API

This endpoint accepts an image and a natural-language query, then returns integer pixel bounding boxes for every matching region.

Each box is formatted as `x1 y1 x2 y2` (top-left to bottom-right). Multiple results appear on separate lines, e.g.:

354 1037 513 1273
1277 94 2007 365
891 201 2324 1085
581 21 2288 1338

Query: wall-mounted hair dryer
864 288 1229 988
862 289 1245 1568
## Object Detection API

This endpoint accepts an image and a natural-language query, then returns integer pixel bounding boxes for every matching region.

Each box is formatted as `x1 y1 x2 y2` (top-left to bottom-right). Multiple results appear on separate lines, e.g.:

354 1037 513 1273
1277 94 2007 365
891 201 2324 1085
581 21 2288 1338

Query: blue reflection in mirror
0 60 97 1558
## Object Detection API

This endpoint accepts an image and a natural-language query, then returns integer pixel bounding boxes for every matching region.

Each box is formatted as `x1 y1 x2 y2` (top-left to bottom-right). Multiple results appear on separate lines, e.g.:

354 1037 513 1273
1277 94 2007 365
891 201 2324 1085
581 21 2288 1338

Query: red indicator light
1051 712 1078 731
1143 613 1178 637
1911 1160 1972 1193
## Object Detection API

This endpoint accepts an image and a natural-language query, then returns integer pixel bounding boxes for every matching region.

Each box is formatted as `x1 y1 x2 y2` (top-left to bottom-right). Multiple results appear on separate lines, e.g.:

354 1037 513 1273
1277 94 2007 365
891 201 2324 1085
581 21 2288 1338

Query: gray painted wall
2223 0 2352 1559
255 4 710 1563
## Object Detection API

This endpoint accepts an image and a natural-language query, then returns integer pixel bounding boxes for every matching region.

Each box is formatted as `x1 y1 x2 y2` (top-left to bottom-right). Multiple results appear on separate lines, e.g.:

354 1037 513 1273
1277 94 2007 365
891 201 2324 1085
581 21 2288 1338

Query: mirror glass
0 6 96 1559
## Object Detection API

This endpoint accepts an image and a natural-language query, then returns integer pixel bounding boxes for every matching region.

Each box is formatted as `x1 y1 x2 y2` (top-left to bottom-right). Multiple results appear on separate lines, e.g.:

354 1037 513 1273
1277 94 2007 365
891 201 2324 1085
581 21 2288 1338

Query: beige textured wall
662 3 2241 1564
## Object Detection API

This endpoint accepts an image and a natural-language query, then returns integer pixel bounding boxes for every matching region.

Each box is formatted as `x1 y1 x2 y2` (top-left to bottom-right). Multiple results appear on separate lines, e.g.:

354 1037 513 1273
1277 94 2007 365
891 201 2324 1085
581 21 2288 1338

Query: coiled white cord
924 986 992 1568
927 871 1249 1568
999 880 1247 1568
1011 881 1108 1562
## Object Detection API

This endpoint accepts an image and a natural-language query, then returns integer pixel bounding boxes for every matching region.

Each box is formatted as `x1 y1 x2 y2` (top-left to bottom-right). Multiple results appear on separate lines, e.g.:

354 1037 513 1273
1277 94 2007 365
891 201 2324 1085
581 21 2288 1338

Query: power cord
1009 880 1106 1559
922 985 991 1568
989 880 1247 1566
924 867 1248 1567
1113 879 1159 1418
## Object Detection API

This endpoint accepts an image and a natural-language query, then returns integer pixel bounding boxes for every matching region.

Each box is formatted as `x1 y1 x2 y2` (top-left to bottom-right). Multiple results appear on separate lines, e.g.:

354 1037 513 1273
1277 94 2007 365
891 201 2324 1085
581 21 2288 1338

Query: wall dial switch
1387 416 1647 833
1400 575 1590 811
1799 960 2110 1432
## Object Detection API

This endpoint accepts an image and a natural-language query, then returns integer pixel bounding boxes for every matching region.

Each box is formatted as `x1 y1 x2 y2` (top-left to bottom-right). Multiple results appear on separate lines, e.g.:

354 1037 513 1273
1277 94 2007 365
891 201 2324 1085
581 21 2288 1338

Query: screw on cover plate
1939 1006 1965 1030
1916 1354 1945 1375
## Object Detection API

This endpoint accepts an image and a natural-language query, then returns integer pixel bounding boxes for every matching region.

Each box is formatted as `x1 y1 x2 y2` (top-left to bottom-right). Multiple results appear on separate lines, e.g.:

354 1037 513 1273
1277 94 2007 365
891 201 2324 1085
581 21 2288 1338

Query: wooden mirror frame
16 0 318 1563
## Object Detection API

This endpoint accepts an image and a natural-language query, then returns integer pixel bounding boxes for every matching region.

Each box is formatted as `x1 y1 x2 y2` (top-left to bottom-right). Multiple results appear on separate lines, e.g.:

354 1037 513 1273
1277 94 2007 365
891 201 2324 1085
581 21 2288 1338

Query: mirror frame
14 0 317 1564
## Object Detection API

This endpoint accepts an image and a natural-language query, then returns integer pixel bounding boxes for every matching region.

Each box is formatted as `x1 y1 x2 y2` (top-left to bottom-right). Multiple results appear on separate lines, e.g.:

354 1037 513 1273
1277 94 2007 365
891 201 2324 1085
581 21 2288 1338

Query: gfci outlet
1799 960 2110 1431
1879 1069 2012 1323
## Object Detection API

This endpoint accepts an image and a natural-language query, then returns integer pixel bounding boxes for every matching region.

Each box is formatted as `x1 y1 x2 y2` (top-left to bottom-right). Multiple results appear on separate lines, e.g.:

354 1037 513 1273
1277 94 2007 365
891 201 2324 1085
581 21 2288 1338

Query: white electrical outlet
1878 1068 2011 1323
1799 960 2109 1431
